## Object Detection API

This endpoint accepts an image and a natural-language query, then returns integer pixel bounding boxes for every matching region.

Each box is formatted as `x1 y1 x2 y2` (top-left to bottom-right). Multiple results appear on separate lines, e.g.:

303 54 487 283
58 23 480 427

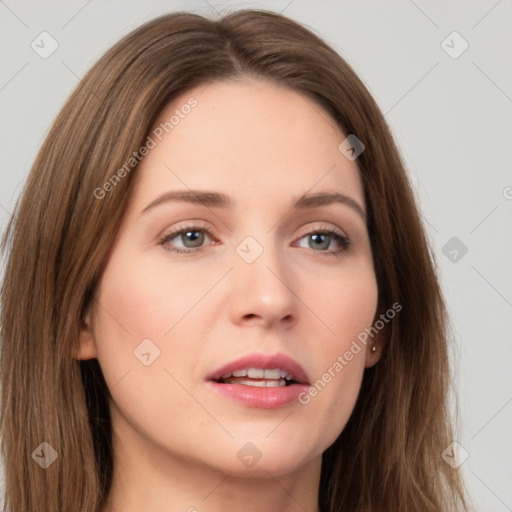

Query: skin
78 77 384 512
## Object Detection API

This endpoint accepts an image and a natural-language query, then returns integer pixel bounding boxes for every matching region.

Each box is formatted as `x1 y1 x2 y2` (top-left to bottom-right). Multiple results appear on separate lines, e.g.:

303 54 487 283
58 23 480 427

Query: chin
222 434 322 477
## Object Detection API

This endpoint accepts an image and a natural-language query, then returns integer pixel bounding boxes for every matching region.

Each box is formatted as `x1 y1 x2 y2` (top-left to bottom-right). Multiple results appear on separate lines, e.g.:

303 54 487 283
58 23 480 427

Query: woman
0 9 469 512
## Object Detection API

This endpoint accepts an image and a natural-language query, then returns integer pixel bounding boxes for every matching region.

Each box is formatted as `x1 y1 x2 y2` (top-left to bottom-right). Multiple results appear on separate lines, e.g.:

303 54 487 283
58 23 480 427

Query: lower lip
207 381 309 409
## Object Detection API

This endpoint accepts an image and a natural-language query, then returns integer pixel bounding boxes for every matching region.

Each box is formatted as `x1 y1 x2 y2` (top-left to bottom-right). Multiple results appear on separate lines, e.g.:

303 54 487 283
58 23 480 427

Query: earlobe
364 341 383 368
76 312 98 360
364 316 387 368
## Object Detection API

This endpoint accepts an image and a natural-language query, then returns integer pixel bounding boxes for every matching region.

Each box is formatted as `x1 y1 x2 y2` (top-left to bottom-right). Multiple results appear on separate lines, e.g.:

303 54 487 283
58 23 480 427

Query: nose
228 239 299 330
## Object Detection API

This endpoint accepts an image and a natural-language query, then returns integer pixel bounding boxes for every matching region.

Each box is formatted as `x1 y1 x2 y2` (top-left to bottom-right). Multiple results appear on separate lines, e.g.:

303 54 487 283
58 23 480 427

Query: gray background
1 1 511 510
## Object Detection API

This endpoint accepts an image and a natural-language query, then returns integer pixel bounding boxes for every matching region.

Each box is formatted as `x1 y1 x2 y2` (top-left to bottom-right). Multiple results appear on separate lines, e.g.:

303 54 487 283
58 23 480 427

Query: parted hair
1 9 468 512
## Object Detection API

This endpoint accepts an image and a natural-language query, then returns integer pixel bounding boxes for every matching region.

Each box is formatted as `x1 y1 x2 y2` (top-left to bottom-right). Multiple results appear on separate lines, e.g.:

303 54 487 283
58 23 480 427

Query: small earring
371 345 376 353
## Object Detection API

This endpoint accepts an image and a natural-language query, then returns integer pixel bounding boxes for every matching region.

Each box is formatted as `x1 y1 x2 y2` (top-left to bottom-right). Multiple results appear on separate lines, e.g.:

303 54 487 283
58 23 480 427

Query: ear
364 311 389 369
76 308 98 360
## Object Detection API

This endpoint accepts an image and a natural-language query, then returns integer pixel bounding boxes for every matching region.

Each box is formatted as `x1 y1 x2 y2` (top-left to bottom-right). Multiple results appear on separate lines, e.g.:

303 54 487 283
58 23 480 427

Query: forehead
131 78 365 211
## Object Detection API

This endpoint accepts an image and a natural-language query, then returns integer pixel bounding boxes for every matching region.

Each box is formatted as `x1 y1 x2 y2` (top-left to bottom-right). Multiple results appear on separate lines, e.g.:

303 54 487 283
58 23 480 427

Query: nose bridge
229 230 299 327
235 231 290 294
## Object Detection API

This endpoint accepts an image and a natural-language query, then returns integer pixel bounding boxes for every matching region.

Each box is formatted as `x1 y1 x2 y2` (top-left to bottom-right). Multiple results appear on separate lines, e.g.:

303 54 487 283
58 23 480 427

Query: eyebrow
141 189 366 222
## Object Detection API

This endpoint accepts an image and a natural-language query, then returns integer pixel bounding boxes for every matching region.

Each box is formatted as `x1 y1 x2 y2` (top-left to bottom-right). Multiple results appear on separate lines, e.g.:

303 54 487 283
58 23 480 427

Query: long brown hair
1 10 468 512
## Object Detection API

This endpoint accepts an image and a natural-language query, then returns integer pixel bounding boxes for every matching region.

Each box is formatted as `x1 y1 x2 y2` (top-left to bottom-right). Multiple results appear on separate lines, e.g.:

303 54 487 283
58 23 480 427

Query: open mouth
206 352 310 408
215 368 300 387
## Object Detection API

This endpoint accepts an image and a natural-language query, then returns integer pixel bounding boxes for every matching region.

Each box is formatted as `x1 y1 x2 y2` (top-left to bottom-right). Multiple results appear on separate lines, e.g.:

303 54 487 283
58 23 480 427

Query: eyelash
158 223 351 257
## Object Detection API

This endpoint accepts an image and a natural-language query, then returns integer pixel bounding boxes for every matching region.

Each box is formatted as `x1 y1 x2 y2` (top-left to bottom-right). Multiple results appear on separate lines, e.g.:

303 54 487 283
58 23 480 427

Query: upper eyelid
160 223 348 249
161 222 347 238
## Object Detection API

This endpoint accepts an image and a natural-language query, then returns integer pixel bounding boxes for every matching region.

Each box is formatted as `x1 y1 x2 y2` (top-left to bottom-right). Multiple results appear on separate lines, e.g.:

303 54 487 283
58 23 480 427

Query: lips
206 353 310 386
205 352 311 409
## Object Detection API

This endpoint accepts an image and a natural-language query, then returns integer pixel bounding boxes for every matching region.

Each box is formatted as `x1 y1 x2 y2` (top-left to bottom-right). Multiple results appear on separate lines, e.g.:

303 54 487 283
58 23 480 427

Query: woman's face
79 78 382 476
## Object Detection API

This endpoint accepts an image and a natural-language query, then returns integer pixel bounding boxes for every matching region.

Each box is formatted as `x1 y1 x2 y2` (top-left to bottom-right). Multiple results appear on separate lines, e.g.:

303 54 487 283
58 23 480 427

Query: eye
159 224 216 254
294 227 350 256
158 223 350 256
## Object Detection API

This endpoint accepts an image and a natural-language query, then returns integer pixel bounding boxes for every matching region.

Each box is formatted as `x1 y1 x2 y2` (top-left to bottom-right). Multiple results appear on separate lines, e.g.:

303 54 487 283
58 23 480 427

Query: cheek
301 253 378 350
89 253 213 453
296 260 378 449
89 247 213 398
93 247 217 347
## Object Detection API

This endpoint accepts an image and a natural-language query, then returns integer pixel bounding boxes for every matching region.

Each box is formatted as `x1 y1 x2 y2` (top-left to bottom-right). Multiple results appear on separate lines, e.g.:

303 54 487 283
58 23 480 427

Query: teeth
222 367 295 380
260 379 284 387
247 368 265 378
263 369 281 379
218 367 298 384
223 377 286 387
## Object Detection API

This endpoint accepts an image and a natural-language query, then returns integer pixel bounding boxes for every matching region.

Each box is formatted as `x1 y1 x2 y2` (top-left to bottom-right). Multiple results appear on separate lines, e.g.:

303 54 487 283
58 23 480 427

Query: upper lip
206 352 310 385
